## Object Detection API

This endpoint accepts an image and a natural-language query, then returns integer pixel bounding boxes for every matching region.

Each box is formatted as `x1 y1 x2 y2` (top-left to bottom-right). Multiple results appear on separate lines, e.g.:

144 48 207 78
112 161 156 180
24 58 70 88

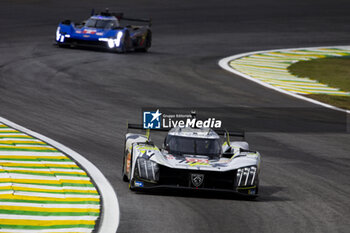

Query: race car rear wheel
135 30 152 52
145 30 152 50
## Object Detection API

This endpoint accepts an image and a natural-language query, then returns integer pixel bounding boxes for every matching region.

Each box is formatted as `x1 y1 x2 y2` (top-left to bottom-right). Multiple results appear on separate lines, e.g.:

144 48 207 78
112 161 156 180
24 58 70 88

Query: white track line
0 116 119 233
218 45 350 114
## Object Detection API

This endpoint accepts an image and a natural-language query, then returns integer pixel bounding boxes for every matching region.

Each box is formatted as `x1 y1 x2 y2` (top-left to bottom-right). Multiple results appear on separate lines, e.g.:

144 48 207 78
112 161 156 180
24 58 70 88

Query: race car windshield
85 19 119 29
166 136 221 157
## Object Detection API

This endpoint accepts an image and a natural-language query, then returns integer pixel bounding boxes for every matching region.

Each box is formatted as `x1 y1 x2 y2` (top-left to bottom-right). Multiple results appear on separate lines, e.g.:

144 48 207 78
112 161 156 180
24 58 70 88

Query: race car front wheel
122 150 130 182
122 156 128 182
117 31 131 53
57 43 70 48
129 179 136 191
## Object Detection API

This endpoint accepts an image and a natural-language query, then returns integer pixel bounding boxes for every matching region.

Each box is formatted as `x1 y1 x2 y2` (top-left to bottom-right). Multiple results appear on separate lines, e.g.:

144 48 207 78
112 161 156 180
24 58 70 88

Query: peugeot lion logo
191 174 204 187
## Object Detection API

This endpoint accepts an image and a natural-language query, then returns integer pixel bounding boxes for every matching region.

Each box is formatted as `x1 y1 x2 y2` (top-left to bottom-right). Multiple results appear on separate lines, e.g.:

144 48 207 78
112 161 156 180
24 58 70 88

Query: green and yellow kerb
229 48 350 96
0 123 100 232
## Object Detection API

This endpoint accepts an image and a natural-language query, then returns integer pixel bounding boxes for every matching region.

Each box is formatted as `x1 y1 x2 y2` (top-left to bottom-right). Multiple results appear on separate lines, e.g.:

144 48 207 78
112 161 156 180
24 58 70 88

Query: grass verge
288 57 350 110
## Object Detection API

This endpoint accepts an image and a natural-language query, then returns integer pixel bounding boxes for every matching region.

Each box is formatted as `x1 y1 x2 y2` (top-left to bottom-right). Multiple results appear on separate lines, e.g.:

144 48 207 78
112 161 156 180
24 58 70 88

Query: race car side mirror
222 144 232 154
162 144 170 151
146 141 155 146
221 146 233 158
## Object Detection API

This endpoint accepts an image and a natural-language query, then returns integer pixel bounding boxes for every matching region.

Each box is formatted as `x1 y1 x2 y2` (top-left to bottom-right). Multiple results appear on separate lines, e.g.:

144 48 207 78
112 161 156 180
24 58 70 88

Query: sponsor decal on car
189 162 210 167
166 154 175 160
83 29 96 34
136 145 159 152
186 158 210 166
126 152 131 173
135 181 144 187
177 157 210 167
186 157 209 164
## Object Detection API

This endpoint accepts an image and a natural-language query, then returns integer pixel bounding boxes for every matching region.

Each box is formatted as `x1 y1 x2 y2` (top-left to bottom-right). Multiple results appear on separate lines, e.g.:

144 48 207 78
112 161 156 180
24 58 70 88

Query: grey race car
122 124 261 197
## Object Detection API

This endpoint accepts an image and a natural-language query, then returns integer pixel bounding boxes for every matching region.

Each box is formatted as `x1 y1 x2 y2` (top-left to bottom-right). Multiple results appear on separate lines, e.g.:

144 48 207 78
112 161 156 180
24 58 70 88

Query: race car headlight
236 166 257 187
56 27 70 42
99 32 123 48
56 27 61 41
136 157 159 182
107 39 115 48
114 31 123 47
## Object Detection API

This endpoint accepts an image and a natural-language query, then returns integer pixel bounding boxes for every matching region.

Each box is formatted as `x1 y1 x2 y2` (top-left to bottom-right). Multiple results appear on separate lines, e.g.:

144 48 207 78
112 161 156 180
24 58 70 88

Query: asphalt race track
1 0 350 232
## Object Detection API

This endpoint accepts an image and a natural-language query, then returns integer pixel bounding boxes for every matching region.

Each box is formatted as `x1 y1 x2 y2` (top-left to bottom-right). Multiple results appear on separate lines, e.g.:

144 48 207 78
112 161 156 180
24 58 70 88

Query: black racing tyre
122 140 129 182
136 30 152 52
57 43 70 48
129 179 136 191
145 30 152 49
122 155 128 182
255 176 259 195
118 31 131 53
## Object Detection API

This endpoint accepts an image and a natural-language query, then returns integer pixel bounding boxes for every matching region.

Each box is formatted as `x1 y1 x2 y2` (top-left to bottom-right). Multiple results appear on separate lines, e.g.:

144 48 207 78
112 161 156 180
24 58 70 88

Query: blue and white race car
55 10 152 52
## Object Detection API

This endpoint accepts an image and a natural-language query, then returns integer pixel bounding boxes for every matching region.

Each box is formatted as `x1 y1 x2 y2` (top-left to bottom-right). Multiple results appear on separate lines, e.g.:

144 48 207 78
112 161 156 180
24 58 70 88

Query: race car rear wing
127 123 166 144
121 17 152 27
127 123 168 132
126 123 245 139
214 129 245 138
215 129 245 148
94 9 152 27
